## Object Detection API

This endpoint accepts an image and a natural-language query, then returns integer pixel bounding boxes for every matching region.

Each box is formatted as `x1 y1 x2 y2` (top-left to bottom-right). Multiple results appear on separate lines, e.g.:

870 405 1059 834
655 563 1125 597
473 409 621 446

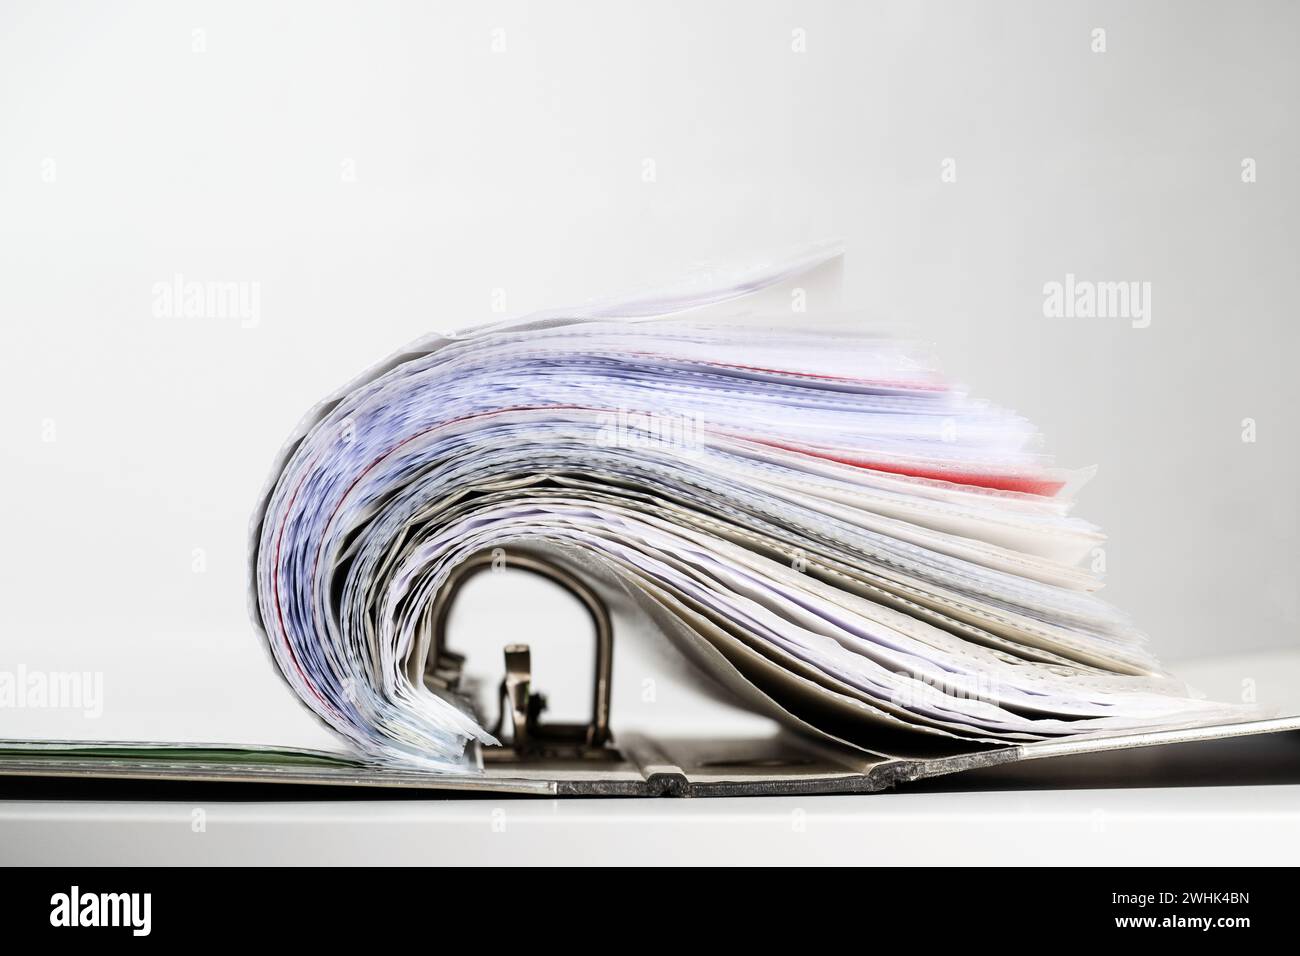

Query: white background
0 1 1297 749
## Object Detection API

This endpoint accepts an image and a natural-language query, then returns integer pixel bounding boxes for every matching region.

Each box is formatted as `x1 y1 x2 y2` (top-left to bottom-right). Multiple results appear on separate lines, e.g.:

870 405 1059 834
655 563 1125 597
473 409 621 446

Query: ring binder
3 246 1298 797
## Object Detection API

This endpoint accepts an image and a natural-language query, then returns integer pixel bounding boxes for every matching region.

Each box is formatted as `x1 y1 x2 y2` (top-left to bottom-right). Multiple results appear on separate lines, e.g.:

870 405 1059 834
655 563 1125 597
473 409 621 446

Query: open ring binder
3 246 1297 797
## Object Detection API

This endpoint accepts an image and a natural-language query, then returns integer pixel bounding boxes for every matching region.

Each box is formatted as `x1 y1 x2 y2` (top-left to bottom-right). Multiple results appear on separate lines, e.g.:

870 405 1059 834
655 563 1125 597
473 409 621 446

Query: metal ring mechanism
423 550 614 761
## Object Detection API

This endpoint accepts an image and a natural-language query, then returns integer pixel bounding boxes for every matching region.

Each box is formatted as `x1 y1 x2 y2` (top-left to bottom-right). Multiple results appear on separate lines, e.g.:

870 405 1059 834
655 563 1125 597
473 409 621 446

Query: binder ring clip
424 550 614 759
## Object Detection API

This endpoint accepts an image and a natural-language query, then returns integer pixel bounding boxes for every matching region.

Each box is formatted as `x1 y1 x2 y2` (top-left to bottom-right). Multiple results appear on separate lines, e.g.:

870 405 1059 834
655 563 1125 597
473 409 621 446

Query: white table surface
2 784 1298 866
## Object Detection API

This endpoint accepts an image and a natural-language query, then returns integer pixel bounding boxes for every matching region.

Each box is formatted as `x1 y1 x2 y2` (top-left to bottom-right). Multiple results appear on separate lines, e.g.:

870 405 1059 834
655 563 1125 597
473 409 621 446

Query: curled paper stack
251 247 1244 771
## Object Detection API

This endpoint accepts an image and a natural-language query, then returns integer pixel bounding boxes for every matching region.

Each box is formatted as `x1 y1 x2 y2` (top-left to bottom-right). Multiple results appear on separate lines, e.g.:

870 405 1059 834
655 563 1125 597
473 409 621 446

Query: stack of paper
251 247 1247 771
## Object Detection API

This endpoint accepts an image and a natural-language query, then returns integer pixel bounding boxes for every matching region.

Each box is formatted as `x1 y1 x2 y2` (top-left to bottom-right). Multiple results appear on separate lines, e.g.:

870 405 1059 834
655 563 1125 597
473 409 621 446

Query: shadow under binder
1 718 1299 799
